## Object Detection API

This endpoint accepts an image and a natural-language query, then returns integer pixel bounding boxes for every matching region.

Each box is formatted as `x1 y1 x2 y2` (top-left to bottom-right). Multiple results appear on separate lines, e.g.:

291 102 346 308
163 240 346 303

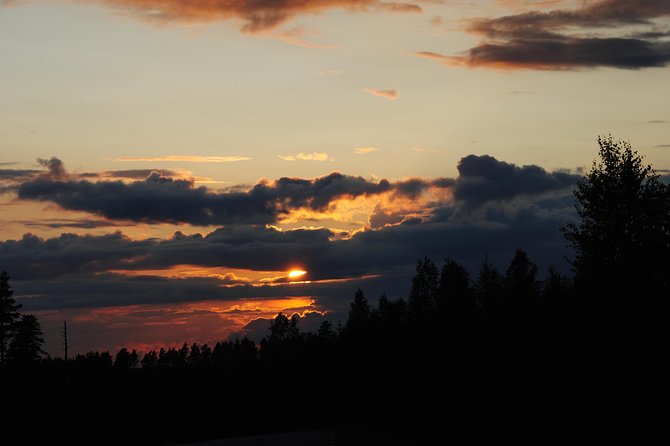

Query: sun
288 269 307 279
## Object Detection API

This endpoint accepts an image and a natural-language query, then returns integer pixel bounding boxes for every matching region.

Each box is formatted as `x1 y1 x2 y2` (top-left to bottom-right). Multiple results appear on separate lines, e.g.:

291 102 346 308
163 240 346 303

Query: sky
1 0 669 356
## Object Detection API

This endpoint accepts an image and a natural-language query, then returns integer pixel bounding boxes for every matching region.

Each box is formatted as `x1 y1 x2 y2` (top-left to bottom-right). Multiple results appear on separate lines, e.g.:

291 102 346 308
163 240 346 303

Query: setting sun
288 270 307 279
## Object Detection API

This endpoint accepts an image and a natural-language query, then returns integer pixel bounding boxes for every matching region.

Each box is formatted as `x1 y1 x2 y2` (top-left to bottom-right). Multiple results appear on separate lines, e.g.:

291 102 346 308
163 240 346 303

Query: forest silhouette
1 136 668 445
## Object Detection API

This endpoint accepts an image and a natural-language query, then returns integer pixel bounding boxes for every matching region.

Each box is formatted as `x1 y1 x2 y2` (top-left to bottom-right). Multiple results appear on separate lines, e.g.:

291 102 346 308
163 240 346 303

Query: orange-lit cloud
93 0 422 33
354 147 379 155
413 51 452 64
274 27 335 48
114 155 251 163
363 88 399 100
278 152 333 161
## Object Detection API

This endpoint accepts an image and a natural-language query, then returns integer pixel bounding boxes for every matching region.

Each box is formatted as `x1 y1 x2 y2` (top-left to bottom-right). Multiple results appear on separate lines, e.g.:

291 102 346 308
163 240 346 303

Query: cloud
275 27 335 48
278 152 333 161
37 157 68 180
453 154 579 207
0 169 40 182
354 147 379 155
363 88 399 100
3 188 577 311
413 51 452 63
91 0 422 33
13 156 577 227
114 155 251 163
15 158 454 226
20 218 125 230
419 0 670 70
4 155 579 280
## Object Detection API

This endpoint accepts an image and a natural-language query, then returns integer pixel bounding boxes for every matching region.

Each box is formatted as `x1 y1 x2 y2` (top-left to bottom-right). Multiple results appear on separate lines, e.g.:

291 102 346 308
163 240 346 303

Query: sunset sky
1 0 669 355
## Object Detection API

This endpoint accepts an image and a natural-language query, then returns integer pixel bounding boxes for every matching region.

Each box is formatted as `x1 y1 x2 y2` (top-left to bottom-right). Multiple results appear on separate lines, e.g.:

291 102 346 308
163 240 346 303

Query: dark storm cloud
16 158 452 226
420 0 670 70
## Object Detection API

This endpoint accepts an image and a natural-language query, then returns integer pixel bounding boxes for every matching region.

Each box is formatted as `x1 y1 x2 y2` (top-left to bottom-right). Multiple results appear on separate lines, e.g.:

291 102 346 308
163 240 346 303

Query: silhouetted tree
141 350 158 368
345 289 371 337
438 259 473 312
408 257 439 325
563 135 670 306
504 250 539 309
474 258 503 311
317 320 335 341
7 314 44 365
267 312 300 344
199 343 212 366
562 136 670 442
114 347 139 370
0 271 22 364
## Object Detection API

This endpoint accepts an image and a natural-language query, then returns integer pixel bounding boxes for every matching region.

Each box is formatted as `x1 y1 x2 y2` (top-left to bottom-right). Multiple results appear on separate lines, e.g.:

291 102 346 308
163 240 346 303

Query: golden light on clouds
354 147 379 154
278 152 333 161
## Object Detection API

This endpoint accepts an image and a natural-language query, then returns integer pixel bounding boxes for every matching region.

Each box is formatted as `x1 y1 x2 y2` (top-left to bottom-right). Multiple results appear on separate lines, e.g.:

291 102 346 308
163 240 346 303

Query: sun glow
288 270 307 279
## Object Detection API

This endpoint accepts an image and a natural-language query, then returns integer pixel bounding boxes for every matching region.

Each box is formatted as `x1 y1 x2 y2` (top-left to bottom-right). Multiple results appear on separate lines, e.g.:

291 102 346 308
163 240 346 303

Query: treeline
3 251 583 445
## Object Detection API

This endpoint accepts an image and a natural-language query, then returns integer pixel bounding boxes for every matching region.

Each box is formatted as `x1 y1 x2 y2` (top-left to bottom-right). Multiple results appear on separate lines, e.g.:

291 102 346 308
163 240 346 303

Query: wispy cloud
278 152 333 161
413 51 452 64
274 27 335 49
355 147 379 155
114 156 251 163
363 88 399 100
